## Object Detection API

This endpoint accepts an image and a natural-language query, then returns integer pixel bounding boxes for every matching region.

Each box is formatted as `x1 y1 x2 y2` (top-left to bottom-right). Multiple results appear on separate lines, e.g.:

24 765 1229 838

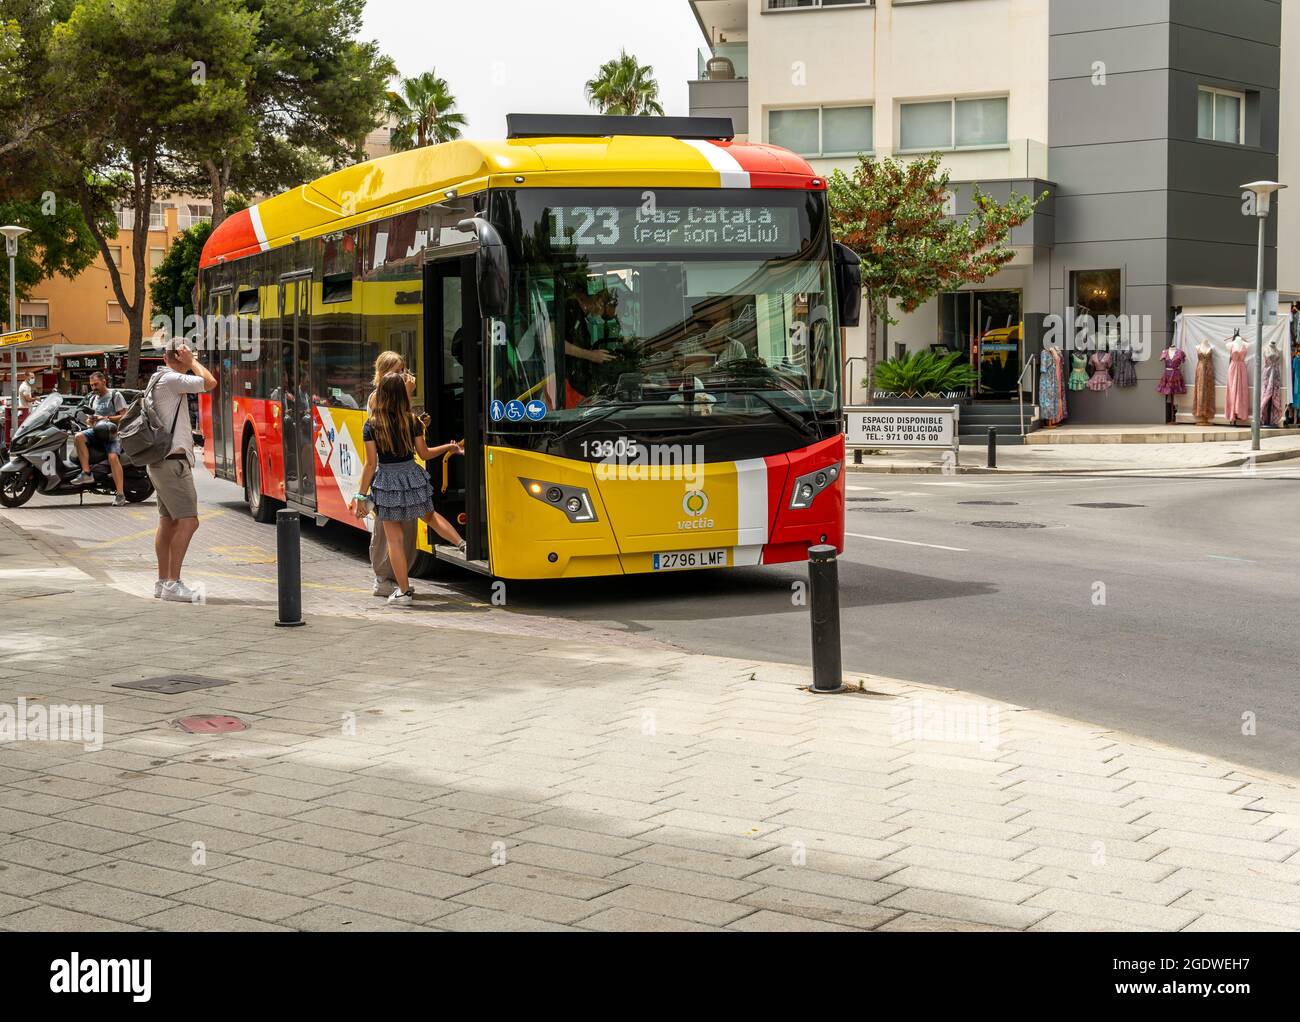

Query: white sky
361 0 704 138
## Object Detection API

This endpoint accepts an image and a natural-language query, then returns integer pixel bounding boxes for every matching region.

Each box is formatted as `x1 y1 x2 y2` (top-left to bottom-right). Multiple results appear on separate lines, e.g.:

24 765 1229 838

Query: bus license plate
653 549 727 572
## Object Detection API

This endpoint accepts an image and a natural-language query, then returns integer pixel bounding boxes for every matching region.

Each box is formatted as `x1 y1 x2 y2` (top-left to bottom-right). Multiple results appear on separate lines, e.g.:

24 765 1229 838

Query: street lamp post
1 225 32 436
1240 182 1286 453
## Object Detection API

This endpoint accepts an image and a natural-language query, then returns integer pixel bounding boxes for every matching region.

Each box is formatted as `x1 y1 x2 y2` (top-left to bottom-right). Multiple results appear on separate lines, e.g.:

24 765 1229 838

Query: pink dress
1086 352 1113 393
1225 342 1250 421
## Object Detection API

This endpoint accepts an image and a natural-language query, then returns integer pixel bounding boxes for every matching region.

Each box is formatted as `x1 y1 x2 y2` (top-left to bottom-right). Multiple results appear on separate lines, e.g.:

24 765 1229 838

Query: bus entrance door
427 255 485 564
279 273 316 510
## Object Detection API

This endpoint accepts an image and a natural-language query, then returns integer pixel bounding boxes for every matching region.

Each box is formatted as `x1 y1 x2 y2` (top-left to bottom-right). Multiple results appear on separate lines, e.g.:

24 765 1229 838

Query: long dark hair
369 372 417 457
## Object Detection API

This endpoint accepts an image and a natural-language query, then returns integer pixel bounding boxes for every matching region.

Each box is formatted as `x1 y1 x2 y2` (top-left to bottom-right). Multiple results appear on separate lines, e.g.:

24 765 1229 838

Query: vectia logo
682 490 709 517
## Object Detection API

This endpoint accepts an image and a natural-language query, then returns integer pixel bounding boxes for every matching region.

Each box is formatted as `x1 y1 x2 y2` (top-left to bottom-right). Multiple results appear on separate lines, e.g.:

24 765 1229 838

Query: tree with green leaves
828 153 1044 400
148 195 245 336
0 1 100 327
386 70 467 151
188 0 395 229
46 0 256 383
584 51 665 117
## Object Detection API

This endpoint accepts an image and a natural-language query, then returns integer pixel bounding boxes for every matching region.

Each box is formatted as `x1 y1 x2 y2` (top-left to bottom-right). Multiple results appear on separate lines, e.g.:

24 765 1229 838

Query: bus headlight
520 478 598 523
789 463 841 510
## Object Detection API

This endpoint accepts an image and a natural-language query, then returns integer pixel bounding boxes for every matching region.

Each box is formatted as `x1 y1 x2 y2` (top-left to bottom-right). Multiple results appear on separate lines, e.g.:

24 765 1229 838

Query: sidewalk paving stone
2 512 1299 932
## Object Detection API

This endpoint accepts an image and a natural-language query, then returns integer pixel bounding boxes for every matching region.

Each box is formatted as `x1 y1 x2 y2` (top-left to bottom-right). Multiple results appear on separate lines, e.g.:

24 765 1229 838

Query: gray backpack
118 371 182 466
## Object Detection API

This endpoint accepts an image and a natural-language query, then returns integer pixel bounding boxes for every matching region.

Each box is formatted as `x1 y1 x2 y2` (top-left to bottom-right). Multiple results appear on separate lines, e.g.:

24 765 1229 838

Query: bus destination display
548 204 800 251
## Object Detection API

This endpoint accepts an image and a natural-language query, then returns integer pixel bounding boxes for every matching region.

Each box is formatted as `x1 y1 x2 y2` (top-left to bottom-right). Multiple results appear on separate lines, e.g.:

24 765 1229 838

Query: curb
846 445 1300 475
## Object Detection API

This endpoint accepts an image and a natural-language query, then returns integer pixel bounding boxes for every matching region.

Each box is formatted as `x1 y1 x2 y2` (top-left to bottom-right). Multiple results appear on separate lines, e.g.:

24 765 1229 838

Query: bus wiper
705 387 820 439
547 402 661 450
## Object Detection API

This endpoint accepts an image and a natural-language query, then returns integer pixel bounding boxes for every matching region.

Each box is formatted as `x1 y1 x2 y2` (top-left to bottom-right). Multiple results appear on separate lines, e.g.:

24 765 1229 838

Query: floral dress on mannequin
1067 352 1089 391
1261 345 1284 427
1225 341 1250 421
1039 347 1067 425
1156 348 1187 396
1086 352 1113 393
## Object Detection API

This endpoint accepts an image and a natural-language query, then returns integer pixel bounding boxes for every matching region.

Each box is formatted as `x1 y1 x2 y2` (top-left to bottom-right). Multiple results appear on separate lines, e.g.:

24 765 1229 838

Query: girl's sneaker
373 577 396 598
387 588 414 608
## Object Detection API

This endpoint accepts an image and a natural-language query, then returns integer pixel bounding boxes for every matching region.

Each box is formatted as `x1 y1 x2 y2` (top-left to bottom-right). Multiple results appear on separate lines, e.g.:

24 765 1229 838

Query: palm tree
584 51 665 117
386 71 468 151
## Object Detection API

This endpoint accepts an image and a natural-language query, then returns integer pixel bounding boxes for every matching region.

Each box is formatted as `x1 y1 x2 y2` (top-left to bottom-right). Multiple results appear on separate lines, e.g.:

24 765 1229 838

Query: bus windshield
487 188 840 435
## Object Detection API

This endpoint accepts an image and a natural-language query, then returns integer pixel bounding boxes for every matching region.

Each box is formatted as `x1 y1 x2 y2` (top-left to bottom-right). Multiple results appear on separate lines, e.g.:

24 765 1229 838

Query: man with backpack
137 338 217 603
72 371 128 505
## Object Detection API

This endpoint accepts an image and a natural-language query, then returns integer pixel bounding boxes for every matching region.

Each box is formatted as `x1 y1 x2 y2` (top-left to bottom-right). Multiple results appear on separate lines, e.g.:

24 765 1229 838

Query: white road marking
846 532 969 552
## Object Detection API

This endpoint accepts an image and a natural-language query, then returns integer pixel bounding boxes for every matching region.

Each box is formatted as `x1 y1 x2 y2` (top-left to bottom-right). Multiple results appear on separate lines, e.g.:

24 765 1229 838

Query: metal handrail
1018 352 1038 438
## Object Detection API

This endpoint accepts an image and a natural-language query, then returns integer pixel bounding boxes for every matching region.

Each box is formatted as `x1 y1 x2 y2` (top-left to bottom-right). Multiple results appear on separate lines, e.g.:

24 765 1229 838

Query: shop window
901 97 1008 152
1071 269 1121 319
1198 86 1244 144
770 105 872 157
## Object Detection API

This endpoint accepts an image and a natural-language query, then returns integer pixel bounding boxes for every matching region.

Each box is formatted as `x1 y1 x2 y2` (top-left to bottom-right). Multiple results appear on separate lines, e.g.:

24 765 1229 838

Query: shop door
279 273 316 509
972 291 1023 398
425 255 484 560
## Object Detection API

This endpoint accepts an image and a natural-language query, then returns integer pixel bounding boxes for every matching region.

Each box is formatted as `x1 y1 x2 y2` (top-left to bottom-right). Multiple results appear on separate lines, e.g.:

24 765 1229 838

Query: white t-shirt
18 380 32 407
150 369 206 464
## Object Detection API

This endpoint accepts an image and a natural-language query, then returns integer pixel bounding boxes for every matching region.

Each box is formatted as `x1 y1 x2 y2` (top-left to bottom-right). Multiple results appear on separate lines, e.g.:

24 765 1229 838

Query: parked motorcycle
0 393 155 508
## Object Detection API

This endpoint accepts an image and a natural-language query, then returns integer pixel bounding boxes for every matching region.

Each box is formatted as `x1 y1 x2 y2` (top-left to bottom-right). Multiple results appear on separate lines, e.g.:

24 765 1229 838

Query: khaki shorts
147 456 199 520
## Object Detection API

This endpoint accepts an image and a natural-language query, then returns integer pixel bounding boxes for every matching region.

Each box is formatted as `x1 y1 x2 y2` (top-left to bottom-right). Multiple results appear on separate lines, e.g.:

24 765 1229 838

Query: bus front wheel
244 437 278 524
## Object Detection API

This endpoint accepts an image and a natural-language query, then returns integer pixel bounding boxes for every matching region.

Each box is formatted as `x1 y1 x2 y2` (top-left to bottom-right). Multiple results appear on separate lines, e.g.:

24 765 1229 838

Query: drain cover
847 497 890 503
1072 502 1146 509
114 675 233 695
958 500 1019 506
971 521 1047 529
174 715 248 734
853 507 916 513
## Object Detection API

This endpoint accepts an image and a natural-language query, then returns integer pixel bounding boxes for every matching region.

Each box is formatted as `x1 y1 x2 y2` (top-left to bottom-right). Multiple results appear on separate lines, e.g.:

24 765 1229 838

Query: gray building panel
1048 23 1170 80
1054 192 1169 244
1049 140 1170 195
1050 0 1171 37
1049 72 1172 148
1170 25 1280 90
1168 0 1280 41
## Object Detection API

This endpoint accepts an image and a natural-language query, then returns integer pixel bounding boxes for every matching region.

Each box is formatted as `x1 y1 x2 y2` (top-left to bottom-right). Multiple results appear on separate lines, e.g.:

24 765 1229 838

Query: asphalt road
446 467 1300 778
9 465 1298 778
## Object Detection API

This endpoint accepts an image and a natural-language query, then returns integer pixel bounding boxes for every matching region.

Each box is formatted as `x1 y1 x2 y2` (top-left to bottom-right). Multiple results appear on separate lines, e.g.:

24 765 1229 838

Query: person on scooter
72 371 127 505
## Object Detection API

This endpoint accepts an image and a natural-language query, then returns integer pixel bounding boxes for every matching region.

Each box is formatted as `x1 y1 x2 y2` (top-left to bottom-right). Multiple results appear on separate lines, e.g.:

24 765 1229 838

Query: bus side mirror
834 243 862 328
457 218 509 319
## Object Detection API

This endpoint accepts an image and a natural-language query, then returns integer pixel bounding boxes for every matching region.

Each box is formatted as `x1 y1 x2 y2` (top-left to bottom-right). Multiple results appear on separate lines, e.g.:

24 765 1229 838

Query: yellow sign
0 329 33 347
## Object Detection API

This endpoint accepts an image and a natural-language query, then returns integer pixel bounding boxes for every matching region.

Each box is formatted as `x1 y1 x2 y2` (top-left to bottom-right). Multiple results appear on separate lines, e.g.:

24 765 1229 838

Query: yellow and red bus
197 114 860 580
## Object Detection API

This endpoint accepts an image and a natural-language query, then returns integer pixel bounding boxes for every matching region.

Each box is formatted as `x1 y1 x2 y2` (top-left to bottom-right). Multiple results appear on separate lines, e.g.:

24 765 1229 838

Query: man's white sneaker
372 577 397 598
387 588 414 608
112 493 127 506
161 580 199 604
73 471 94 486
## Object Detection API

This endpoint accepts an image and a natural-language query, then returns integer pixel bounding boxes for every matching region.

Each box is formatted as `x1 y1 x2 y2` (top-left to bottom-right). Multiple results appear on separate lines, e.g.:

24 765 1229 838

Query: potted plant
870 349 977 405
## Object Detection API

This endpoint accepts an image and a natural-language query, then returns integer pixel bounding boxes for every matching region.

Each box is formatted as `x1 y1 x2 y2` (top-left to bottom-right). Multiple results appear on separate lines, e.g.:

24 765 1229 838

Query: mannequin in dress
1261 338 1284 428
1157 342 1187 424
1225 331 1251 425
1192 338 1215 425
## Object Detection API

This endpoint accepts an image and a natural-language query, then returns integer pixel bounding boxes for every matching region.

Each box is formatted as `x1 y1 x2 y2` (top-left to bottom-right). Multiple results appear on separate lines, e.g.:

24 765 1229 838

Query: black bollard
808 545 844 693
987 427 998 469
275 509 306 628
